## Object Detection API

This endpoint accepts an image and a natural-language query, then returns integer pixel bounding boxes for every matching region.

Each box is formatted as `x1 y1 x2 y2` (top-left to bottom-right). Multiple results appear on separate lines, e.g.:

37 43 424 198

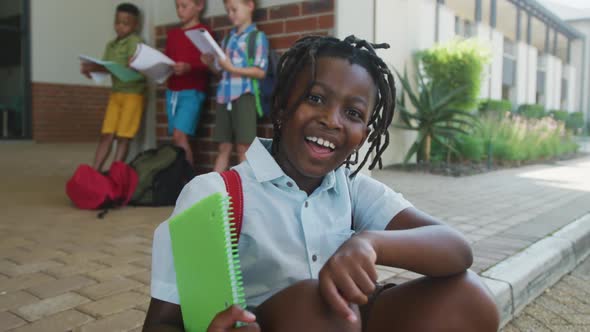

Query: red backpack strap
220 170 244 243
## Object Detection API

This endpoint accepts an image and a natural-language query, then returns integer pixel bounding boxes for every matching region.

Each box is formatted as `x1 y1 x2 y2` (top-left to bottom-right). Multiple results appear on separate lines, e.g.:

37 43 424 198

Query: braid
271 35 396 177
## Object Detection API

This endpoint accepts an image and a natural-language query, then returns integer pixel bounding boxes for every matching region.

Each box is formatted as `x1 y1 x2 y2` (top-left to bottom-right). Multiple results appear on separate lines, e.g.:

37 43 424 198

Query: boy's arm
217 57 265 79
359 207 473 277
217 31 268 80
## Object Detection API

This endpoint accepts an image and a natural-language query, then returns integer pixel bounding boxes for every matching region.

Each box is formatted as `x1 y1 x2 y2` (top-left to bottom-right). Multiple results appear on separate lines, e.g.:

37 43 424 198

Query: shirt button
286 182 293 188
312 254 318 262
304 201 309 208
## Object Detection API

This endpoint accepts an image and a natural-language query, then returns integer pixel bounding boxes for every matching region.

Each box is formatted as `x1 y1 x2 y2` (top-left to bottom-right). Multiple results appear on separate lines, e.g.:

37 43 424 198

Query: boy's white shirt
151 138 413 307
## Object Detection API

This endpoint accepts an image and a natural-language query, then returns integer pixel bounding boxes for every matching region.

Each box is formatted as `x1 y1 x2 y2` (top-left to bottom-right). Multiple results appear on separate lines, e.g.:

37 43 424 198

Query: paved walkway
502 255 590 332
0 142 589 331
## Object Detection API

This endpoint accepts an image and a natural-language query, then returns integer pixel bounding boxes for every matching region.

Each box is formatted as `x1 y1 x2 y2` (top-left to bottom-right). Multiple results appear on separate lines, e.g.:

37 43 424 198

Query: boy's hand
201 53 224 74
207 305 259 332
173 62 191 76
80 62 106 78
318 233 378 323
217 56 235 73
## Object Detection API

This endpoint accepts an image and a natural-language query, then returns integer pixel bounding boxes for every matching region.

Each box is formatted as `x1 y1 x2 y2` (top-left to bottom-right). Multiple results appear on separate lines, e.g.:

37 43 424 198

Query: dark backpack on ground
222 30 279 118
66 161 138 218
129 145 195 206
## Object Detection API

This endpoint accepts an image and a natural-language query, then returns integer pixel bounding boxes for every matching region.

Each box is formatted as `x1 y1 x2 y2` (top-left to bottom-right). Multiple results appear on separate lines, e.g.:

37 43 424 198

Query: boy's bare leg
213 142 233 172
93 134 115 171
114 137 130 163
172 129 194 166
363 270 499 332
236 144 249 163
255 279 361 332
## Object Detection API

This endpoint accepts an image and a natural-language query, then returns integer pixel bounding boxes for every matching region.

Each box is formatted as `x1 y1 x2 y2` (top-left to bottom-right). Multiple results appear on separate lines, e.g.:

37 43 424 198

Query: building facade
0 0 586 170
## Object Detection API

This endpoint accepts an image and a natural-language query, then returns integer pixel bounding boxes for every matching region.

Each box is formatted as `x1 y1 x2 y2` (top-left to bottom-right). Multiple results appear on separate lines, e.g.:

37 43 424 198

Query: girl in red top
165 0 212 166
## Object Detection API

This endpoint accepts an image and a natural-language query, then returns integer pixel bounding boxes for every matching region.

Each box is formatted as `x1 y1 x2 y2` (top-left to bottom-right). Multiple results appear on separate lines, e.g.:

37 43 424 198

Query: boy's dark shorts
213 93 257 145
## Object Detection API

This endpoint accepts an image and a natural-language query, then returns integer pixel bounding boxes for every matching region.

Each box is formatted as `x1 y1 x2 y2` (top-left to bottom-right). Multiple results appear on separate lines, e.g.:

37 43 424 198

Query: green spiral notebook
169 192 246 332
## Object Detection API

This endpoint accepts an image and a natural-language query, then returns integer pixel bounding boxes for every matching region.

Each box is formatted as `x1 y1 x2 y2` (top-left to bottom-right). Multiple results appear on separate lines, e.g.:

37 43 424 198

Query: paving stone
128 270 151 286
73 309 145 332
93 253 148 268
44 261 109 279
16 292 90 321
504 256 590 331
9 310 93 332
77 291 149 318
0 291 39 311
77 278 143 301
27 275 96 299
1 261 64 277
510 313 552 332
86 265 147 281
0 311 26 331
0 273 55 293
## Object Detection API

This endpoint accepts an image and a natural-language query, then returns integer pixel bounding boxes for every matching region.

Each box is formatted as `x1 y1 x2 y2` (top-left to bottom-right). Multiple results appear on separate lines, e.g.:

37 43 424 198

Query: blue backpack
222 31 279 118
246 30 279 118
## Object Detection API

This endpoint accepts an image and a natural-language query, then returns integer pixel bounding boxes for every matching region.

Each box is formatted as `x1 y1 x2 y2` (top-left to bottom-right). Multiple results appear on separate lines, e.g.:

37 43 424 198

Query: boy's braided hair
116 3 140 17
270 35 396 177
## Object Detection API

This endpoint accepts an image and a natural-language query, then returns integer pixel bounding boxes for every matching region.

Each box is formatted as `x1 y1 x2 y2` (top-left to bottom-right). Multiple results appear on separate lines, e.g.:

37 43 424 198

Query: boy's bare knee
218 142 233 153
457 271 500 331
255 279 360 332
101 133 115 142
172 130 186 143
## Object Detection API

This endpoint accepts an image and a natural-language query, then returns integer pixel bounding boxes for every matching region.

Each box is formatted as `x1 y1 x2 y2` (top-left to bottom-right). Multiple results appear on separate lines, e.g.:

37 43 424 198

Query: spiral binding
221 195 246 309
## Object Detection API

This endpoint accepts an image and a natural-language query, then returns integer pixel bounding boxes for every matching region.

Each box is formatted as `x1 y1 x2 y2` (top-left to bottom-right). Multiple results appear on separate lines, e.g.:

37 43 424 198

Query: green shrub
479 99 512 118
566 112 585 131
456 134 484 161
548 109 568 123
517 104 545 119
419 39 490 111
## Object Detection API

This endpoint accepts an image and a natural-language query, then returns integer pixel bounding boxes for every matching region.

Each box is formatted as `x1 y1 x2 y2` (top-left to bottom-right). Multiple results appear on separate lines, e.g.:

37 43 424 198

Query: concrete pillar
563 65 576 112
476 23 492 99
540 54 555 110
515 42 529 105
553 58 563 110
526 45 538 104
438 4 456 43
369 0 438 166
490 30 504 99
570 39 584 112
336 0 376 173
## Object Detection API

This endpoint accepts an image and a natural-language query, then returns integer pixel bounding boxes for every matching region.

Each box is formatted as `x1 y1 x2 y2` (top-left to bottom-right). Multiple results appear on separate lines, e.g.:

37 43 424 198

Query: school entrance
0 0 31 139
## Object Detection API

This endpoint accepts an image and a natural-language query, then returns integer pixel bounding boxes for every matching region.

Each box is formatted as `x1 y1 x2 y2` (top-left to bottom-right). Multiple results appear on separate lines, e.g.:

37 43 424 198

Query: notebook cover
169 192 245 332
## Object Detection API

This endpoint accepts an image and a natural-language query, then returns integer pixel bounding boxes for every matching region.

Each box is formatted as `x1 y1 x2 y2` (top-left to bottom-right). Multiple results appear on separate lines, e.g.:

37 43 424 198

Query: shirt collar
111 33 135 45
230 24 256 37
245 138 339 194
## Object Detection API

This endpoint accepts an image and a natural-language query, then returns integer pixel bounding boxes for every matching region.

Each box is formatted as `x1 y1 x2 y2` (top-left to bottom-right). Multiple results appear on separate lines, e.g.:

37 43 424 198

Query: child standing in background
80 3 146 171
201 0 269 172
164 0 212 166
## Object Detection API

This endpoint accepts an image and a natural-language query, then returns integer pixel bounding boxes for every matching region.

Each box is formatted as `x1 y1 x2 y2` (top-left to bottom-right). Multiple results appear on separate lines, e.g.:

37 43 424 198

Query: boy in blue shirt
144 36 500 332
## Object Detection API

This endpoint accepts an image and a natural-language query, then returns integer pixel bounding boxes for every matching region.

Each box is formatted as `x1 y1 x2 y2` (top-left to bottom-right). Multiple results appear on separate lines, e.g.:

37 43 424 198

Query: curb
480 213 590 328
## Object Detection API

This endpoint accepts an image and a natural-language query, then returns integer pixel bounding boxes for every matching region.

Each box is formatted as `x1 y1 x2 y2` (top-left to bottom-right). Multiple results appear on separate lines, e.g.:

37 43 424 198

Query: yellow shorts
101 92 144 138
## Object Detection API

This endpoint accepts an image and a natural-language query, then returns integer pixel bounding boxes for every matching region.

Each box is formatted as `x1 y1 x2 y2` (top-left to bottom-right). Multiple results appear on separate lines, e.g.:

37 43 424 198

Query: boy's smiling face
114 11 138 39
276 57 376 186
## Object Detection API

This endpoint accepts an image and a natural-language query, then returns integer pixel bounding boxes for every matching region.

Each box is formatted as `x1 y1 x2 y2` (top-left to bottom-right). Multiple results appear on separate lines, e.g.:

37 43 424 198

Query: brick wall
155 0 335 174
32 83 110 142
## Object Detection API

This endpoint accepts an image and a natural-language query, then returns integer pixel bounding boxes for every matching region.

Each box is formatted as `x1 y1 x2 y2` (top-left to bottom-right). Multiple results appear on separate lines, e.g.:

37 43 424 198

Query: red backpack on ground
66 161 138 218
